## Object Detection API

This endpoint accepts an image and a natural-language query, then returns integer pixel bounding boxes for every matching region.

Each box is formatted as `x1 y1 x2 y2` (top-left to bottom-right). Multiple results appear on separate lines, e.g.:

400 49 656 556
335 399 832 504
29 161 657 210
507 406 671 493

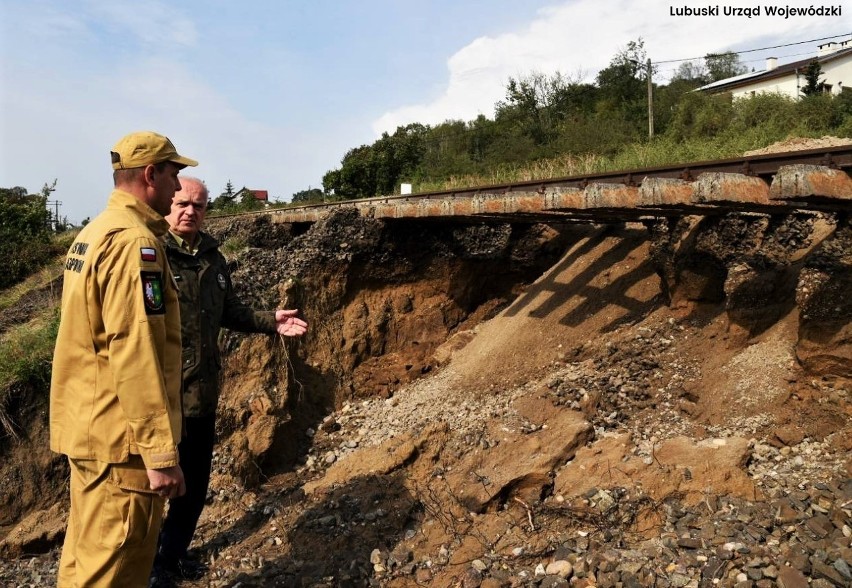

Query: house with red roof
235 187 270 206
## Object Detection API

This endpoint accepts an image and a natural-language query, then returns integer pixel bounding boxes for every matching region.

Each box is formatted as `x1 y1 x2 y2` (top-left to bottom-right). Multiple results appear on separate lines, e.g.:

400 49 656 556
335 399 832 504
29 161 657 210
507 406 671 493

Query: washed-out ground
1 162 851 586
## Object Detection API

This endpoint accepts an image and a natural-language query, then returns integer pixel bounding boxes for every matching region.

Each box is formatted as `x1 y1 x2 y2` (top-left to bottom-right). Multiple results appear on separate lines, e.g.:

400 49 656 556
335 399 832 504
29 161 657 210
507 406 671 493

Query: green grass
0 311 59 440
0 258 64 313
0 232 72 439
0 231 74 312
414 130 843 193
0 312 59 389
221 237 249 254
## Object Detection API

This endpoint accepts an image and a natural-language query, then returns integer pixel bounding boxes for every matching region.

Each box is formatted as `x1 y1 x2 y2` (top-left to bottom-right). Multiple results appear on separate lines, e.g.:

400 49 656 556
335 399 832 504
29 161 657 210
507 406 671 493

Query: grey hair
179 176 209 198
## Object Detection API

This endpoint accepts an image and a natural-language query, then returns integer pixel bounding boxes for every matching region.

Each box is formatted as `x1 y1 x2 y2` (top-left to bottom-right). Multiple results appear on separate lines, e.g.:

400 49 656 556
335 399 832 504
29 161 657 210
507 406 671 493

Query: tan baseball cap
110 131 199 170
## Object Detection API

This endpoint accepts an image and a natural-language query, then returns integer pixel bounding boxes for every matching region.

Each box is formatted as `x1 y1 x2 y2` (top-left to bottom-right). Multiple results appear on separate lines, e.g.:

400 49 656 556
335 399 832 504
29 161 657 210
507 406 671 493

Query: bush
794 94 844 133
666 92 732 141
727 93 797 138
221 237 248 255
835 114 852 140
555 113 640 156
0 187 55 289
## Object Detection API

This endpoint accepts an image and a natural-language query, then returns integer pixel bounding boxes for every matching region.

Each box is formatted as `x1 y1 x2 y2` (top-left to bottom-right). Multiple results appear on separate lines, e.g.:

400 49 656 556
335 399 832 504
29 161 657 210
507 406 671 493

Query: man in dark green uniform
153 177 307 584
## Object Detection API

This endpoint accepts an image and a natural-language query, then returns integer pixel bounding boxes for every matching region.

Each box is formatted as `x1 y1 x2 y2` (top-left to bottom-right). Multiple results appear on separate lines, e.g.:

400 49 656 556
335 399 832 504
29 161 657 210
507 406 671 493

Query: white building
698 39 852 99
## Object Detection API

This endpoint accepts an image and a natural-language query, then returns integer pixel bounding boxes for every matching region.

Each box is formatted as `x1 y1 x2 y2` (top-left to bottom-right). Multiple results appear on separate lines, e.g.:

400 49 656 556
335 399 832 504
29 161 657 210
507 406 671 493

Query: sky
1 0 849 223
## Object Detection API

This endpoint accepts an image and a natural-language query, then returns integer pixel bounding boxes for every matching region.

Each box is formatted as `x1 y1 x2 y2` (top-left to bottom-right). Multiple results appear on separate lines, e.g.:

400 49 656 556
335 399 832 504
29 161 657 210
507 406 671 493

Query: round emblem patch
217 273 227 290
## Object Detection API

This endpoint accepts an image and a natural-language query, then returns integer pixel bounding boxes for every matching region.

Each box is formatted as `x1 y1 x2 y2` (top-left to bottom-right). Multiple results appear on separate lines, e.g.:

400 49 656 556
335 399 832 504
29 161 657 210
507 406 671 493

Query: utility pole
646 58 654 139
47 200 62 230
630 57 654 139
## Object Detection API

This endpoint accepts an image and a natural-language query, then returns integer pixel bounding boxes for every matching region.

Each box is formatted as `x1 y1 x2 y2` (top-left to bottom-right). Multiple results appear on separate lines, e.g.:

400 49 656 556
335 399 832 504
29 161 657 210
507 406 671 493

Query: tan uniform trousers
58 456 165 588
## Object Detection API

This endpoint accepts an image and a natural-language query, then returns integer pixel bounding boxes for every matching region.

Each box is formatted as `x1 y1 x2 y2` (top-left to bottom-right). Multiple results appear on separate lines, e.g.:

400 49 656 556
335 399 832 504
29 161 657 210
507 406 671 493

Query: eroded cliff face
647 211 851 376
203 210 577 482
1 207 849 579
200 208 850 485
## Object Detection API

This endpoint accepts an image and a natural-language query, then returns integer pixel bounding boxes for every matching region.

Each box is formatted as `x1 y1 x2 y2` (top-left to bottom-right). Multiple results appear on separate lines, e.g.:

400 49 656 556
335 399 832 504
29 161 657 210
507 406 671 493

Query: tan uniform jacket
50 190 182 469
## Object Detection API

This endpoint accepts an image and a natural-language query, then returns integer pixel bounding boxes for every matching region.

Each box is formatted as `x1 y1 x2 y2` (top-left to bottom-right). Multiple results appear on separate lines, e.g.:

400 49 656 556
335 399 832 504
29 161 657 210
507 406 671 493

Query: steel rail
374 144 852 200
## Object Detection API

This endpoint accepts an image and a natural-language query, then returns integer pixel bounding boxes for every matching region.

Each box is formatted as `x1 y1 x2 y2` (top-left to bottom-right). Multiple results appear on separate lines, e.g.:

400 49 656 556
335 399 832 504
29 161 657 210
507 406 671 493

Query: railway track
217 146 852 225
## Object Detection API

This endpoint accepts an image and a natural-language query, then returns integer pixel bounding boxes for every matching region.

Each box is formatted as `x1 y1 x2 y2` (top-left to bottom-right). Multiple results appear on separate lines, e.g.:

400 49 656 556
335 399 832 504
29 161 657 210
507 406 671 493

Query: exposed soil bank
1 207 850 588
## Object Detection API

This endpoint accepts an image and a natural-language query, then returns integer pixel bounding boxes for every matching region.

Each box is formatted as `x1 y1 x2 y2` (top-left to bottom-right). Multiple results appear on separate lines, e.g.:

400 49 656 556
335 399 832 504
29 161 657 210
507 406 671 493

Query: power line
654 32 852 65
655 49 824 77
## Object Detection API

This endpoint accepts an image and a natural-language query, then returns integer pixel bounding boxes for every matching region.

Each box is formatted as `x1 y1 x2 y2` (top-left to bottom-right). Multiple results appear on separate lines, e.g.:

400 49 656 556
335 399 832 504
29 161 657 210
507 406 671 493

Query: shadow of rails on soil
505 227 664 333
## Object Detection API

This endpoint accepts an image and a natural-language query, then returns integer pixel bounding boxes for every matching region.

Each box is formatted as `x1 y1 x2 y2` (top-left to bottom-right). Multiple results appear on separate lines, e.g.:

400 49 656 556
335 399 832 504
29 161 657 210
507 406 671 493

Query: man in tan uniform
50 131 197 587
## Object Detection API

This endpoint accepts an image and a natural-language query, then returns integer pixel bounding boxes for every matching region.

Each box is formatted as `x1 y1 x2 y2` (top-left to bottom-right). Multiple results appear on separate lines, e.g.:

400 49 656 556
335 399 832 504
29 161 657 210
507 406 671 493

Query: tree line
0 183 65 288
284 39 851 204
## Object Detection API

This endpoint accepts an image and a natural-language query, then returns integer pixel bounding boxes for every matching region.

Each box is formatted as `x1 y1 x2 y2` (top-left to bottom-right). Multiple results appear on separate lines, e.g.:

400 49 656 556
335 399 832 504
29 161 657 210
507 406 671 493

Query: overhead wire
653 31 852 65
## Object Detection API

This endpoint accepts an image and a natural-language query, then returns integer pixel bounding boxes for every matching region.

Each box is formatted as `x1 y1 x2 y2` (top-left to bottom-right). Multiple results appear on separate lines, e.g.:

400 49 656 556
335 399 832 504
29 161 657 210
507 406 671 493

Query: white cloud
372 0 832 135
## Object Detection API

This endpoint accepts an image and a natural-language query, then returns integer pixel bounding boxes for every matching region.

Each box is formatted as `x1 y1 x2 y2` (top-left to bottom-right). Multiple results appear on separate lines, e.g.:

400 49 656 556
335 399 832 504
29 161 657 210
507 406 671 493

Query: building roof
236 187 269 201
698 44 852 94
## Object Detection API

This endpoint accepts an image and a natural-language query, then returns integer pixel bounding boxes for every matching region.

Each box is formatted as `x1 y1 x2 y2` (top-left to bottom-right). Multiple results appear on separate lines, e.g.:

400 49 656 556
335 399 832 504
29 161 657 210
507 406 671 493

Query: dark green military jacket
164 231 277 417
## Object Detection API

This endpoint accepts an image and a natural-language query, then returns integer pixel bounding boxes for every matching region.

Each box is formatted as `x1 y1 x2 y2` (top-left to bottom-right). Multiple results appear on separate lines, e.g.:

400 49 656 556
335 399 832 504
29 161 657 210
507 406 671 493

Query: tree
374 123 428 195
671 60 708 85
291 187 324 203
211 180 236 210
495 71 594 147
331 144 376 199
801 60 827 96
596 39 647 96
0 186 54 287
237 188 264 211
704 52 746 82
323 123 429 199
419 120 470 177
654 76 711 135
40 179 61 231
467 114 496 164
496 73 552 145
321 169 342 200
665 91 733 140
595 39 650 138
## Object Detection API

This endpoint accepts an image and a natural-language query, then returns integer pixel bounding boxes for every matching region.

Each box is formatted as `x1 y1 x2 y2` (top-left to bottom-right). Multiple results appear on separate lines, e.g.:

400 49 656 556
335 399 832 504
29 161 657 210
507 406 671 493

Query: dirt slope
1 209 850 588
451 225 662 392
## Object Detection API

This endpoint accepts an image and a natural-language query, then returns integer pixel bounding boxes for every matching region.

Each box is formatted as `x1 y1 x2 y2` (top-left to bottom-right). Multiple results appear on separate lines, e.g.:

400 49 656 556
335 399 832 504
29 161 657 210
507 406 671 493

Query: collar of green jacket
164 230 220 256
107 189 170 237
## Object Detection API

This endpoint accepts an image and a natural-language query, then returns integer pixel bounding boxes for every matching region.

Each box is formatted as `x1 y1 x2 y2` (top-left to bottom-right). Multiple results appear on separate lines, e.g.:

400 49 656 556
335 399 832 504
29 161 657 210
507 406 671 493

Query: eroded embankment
185 208 850 587
202 209 580 482
1 208 850 581
191 207 851 492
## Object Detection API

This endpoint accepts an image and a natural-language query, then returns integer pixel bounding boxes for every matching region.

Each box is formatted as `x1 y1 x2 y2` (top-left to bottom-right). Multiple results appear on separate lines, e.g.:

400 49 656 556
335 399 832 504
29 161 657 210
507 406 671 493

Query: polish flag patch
140 247 157 262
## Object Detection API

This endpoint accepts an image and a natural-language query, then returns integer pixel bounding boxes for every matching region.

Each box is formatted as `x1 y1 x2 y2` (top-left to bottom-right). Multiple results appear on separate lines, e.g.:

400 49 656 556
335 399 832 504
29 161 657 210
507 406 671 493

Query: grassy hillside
0 249 67 441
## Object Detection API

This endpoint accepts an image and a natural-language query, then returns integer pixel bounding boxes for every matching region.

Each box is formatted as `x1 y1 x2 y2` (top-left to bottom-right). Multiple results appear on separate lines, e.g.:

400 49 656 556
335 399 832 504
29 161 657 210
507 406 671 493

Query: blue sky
1 0 849 223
